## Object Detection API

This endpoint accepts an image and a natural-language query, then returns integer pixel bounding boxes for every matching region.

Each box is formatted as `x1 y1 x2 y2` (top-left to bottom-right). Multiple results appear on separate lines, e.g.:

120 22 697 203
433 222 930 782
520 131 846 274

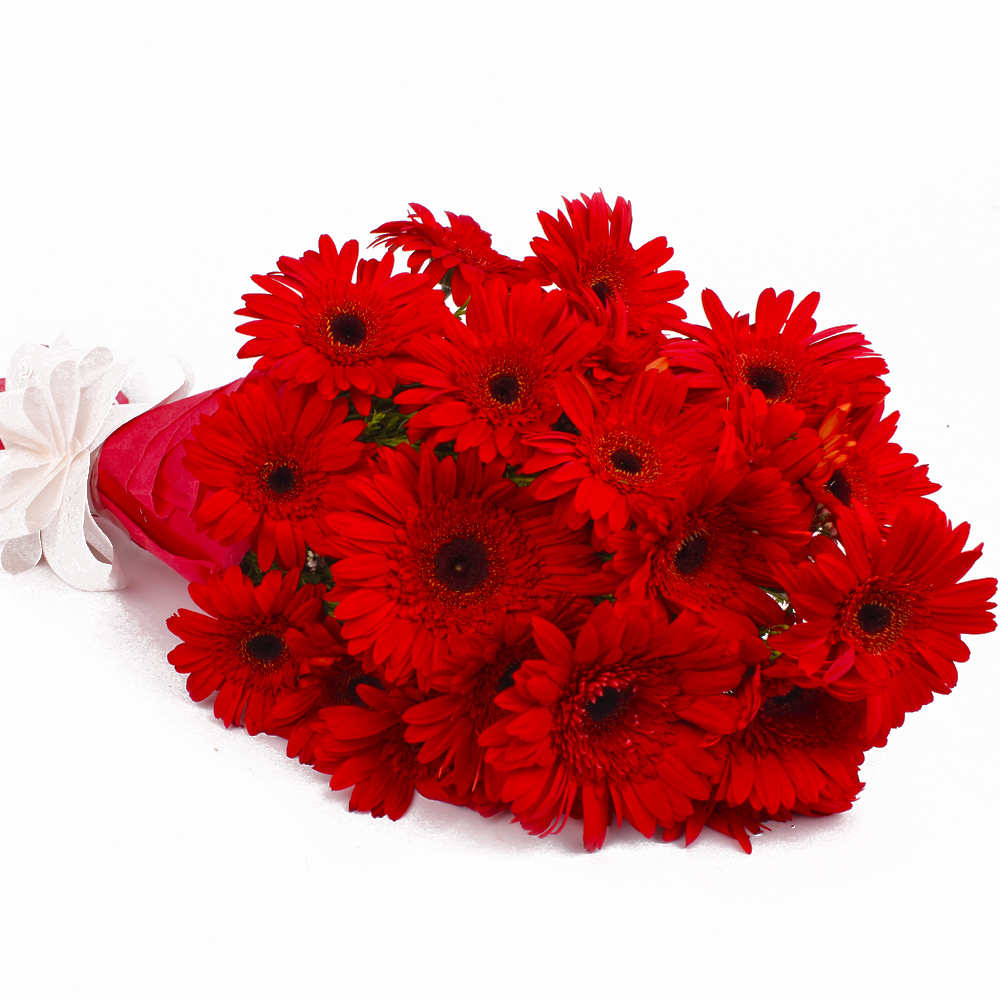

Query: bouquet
2 193 995 852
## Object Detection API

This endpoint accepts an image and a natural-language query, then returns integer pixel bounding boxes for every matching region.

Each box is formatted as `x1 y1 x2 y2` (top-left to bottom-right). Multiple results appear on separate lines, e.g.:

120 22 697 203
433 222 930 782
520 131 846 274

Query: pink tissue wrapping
95 378 250 583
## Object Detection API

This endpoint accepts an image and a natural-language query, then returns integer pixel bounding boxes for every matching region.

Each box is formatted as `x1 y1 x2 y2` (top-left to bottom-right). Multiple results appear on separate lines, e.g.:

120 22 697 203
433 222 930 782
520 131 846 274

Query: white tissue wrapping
0 337 192 591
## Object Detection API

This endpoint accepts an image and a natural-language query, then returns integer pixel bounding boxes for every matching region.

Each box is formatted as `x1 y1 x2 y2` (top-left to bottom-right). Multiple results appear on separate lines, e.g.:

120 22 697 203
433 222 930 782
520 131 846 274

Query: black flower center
266 465 297 495
761 685 823 722
495 659 521 694
346 673 384 707
857 603 892 634
745 365 788 400
591 280 613 304
825 469 852 504
246 633 284 662
328 314 366 347
585 685 628 724
610 449 642 475
488 373 520 405
674 534 708 575
434 537 490 593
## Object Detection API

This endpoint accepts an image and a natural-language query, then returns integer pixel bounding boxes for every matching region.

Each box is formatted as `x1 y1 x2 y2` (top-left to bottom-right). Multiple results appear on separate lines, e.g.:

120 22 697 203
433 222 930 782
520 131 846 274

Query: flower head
523 369 723 537
394 279 602 465
183 377 371 571
660 288 888 425
311 685 463 820
264 616 384 765
370 203 531 305
769 502 997 745
606 466 811 633
318 445 603 687
236 236 448 414
803 402 939 530
166 566 325 734
525 191 688 335
480 602 744 851
702 673 867 853
402 602 591 803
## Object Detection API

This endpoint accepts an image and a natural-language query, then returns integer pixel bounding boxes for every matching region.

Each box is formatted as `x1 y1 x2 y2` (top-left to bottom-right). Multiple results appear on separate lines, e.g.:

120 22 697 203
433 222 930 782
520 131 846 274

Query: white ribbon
0 337 192 591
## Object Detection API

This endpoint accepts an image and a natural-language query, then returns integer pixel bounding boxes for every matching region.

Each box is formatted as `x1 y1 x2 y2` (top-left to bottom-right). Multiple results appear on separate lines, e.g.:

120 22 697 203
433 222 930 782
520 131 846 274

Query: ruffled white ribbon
0 337 192 591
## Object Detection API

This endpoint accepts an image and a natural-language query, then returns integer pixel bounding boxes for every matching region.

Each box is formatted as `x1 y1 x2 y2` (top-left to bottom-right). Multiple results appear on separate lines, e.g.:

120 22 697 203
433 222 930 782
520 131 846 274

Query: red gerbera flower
262 616 384 766
718 387 822 486
769 502 997 746
394 279 603 465
605 466 810 634
479 602 744 852
803 401 939 530
166 566 325 734
401 602 590 805
183 377 371 571
311 684 464 820
584 299 669 399
702 673 867 853
370 203 532 305
235 236 447 414
525 191 688 335
317 445 603 688
523 369 723 537
660 288 889 425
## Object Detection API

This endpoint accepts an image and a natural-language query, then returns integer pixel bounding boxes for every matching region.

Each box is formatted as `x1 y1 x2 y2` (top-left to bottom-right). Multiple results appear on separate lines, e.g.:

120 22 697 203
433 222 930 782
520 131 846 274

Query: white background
1 2 998 997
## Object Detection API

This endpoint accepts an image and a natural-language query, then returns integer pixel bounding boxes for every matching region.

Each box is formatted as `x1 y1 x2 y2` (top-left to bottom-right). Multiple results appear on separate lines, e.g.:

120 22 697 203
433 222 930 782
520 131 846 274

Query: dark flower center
434 537 490 593
266 465 297 495
857 603 892 634
825 469 852 504
585 685 628 724
610 449 642 475
745 365 788 400
761 685 823 722
591 280 613 304
674 534 708 575
346 673 384 707
246 633 284 662
488 373 520 405
328 314 366 347
495 659 521 694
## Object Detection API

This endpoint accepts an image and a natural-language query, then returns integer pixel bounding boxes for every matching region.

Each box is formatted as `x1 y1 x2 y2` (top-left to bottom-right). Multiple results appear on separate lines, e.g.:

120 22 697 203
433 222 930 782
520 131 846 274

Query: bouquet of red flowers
4 193 995 852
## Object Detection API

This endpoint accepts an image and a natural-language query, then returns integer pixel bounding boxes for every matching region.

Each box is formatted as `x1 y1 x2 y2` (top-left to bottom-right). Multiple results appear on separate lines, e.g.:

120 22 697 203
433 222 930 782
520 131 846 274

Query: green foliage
300 548 335 588
239 549 265 585
239 546 334 591
359 407 412 447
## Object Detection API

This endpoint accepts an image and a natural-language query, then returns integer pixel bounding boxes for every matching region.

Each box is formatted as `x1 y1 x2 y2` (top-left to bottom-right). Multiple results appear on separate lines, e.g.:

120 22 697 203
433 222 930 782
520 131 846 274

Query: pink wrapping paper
96 379 249 582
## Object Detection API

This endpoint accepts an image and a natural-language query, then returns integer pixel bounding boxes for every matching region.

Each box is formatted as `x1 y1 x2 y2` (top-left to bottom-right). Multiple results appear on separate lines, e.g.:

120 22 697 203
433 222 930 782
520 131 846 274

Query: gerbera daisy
235 236 448 414
803 401 939 529
317 445 603 688
166 566 325 734
605 466 811 633
183 377 371 571
719 387 822 485
393 279 603 465
659 287 889 425
583 299 669 399
311 684 464 820
262 616 384 765
370 203 532 305
479 602 745 852
525 191 688 335
705 672 866 853
523 369 723 537
768 502 997 746
401 602 590 803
